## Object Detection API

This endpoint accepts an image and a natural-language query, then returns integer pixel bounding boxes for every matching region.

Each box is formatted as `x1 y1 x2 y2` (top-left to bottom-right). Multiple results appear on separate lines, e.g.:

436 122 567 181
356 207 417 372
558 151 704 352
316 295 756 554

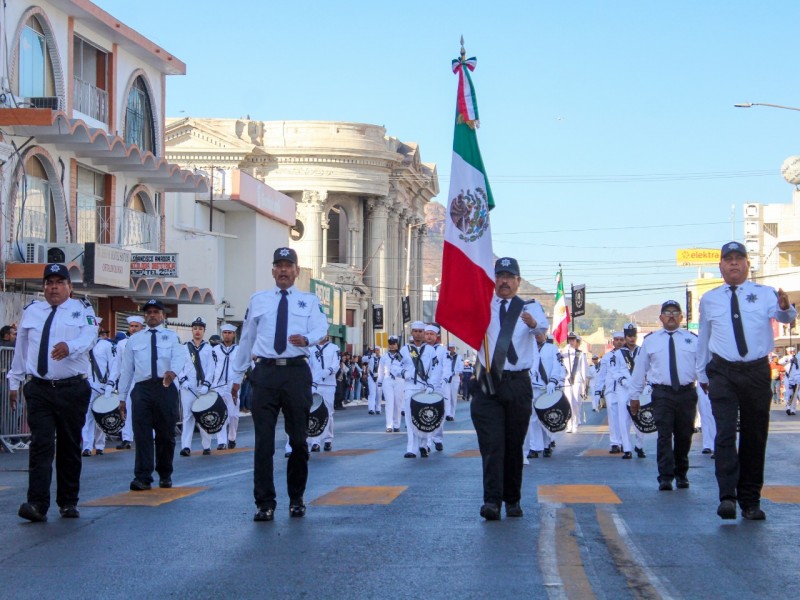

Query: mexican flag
553 269 571 344
435 52 496 350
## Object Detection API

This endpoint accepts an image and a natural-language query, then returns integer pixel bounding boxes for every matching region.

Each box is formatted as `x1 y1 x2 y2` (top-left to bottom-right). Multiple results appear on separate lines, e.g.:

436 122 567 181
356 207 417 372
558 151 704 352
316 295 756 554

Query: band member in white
444 343 463 421
608 323 646 459
426 324 449 452
784 350 800 415
178 318 215 456
527 332 565 459
394 321 442 458
562 332 588 433
307 336 339 451
115 315 144 450
377 335 404 432
366 349 382 415
81 327 118 456
598 331 625 453
212 323 240 449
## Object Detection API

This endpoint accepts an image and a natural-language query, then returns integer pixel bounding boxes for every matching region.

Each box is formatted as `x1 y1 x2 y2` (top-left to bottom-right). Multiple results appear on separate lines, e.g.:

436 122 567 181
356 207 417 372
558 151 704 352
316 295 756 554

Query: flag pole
483 333 495 395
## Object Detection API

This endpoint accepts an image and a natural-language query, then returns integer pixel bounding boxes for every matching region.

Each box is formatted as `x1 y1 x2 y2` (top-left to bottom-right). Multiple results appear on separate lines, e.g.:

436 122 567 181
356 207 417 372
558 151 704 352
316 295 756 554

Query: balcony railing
122 207 159 251
72 77 108 123
75 200 110 243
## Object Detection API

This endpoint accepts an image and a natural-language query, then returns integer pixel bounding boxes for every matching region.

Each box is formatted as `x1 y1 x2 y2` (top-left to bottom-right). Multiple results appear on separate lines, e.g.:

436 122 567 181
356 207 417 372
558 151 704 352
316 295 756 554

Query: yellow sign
676 248 720 266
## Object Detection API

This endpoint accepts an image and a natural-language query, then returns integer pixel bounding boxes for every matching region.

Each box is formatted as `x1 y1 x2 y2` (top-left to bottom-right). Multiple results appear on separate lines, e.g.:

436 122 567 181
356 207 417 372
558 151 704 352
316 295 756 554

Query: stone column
415 223 426 320
365 197 389 311
387 204 403 335
300 190 326 279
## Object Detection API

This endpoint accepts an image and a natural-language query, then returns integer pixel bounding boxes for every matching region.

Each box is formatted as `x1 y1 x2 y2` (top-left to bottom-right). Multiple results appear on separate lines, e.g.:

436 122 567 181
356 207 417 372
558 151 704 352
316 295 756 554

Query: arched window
124 76 156 153
15 155 57 242
18 16 56 104
326 204 349 264
123 190 159 250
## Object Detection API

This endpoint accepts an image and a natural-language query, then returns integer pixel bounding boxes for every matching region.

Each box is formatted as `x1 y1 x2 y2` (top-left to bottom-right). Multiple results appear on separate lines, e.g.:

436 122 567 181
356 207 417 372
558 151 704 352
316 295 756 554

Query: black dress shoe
228 440 237 449
217 444 227 450
717 499 737 519
59 505 80 518
289 503 306 518
95 449 104 456
701 448 712 454
659 481 673 491
676 477 690 489
527 450 537 459
116 441 132 450
505 501 524 517
311 443 321 452
393 428 400 432
254 507 274 522
550 441 556 448
180 448 191 457
368 410 375 415
386 427 393 433
159 478 173 488
323 442 332 451
480 503 501 521
404 452 417 458
202 448 211 455
543 448 552 458
742 506 766 520
376 411 381 415
609 445 620 454
622 451 633 459
635 447 646 458
130 480 152 491
18 502 47 522
285 452 292 458
419 447 429 458
446 416 454 421
434 442 443 452
81 449 92 457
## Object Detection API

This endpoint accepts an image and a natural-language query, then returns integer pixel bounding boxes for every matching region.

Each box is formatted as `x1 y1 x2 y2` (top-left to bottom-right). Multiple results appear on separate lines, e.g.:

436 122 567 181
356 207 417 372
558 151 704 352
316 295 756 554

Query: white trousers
697 387 716 450
119 389 134 443
526 409 551 451
214 389 239 445
606 391 622 446
82 390 106 451
180 389 211 451
564 384 585 432
616 398 644 452
447 377 460 417
431 383 451 444
383 378 404 430
367 377 381 413
785 384 799 410
308 384 336 448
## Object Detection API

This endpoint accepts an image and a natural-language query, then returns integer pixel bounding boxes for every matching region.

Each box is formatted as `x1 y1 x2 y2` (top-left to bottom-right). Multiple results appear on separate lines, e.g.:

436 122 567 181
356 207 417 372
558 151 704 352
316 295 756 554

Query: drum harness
181 341 212 391
617 346 639 387
216 343 237 385
88 342 112 392
313 342 336 387
370 355 379 382
407 344 434 388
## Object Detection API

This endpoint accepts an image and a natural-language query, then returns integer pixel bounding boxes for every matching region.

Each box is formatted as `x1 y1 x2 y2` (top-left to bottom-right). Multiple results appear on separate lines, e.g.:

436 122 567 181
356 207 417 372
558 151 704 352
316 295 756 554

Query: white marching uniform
366 354 382 414
608 345 645 453
784 356 800 412
443 351 464 418
179 340 215 451
81 337 119 452
562 346 588 432
212 343 240 446
696 383 716 452
431 343 450 446
527 340 565 453
378 350 404 430
394 342 442 455
308 341 339 448
587 363 600 411
599 351 622 449
115 336 135 444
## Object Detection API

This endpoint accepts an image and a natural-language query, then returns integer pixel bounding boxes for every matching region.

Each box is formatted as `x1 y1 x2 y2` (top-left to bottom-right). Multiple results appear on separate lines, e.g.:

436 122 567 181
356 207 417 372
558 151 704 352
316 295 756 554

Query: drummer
307 335 340 452
598 331 625 453
426 324 449 452
115 316 145 450
212 323 241 449
377 335 404 433
629 300 698 491
81 325 119 456
178 318 216 456
526 331 565 459
394 320 442 458
608 323 646 459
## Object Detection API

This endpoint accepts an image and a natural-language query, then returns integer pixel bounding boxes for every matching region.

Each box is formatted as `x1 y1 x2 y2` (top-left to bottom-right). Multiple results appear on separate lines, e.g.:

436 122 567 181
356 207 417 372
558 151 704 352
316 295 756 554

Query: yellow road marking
539 484 621 504
0 486 11 491
311 486 407 506
202 447 251 455
83 486 207 507
762 485 800 503
581 449 622 457
452 449 481 458
317 449 377 457
555 508 597 599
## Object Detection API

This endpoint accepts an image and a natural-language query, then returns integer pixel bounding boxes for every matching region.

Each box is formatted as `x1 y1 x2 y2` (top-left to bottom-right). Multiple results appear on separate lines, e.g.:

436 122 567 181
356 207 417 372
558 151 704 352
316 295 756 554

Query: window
124 76 156 153
16 156 56 242
123 191 159 250
18 17 55 101
73 36 108 122
346 309 356 327
76 166 107 243
326 205 349 263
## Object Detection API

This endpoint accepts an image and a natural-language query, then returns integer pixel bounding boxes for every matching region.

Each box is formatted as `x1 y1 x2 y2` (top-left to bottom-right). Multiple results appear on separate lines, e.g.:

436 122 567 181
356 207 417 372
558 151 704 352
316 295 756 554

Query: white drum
534 390 571 433
628 387 657 433
92 395 125 435
410 391 445 434
307 392 329 437
191 392 228 434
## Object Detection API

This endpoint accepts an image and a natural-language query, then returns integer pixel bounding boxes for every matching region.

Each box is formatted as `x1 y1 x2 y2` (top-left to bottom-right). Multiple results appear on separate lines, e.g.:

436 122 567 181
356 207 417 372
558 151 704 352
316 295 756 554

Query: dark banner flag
685 289 693 323
372 304 384 329
571 284 586 318
402 296 411 324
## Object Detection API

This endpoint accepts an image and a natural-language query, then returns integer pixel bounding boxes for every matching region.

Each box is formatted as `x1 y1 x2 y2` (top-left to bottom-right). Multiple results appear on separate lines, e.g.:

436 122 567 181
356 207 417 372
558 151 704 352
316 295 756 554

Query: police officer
230 247 328 522
115 315 144 450
178 317 215 455
117 299 185 491
81 326 118 456
377 335 404 432
629 300 698 491
8 264 97 522
471 257 548 520
562 332 588 433
212 323 241 448
697 241 796 520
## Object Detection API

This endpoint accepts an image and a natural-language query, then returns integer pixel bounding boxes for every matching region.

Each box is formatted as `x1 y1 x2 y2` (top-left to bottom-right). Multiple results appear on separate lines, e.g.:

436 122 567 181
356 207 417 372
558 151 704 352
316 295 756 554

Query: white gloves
199 385 210 395
103 384 115 398
546 382 556 395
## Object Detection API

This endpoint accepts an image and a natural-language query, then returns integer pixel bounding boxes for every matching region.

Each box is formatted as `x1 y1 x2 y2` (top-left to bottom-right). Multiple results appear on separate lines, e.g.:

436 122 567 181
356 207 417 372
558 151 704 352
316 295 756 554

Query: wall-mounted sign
130 254 178 278
84 243 131 288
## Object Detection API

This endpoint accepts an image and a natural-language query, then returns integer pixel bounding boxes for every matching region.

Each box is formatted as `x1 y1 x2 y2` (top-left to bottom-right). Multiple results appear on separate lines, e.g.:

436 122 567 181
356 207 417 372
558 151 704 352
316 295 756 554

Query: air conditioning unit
744 203 760 219
39 243 85 265
25 96 59 110
13 241 47 263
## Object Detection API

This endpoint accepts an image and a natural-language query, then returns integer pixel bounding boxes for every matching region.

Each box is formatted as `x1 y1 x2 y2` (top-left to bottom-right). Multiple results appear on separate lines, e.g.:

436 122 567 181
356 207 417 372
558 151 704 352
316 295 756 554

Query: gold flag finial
460 35 466 60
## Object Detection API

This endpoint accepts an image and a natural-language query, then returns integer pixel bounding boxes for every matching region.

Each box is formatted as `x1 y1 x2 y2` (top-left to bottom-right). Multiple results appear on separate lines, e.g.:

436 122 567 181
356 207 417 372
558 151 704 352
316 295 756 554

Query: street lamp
734 102 800 112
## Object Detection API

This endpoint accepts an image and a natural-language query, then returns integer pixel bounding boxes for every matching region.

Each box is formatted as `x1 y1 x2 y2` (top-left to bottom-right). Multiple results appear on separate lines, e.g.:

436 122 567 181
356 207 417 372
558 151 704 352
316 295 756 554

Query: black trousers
470 371 532 506
131 379 180 484
24 378 90 512
250 361 312 509
706 356 771 508
651 387 697 482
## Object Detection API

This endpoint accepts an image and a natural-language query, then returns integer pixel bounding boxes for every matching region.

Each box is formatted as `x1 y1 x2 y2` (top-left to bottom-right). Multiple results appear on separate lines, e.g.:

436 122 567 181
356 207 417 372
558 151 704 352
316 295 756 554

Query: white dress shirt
8 297 98 390
629 328 698 398
696 280 797 384
117 325 186 395
478 296 549 371
532 341 565 391
232 285 329 384
309 342 340 388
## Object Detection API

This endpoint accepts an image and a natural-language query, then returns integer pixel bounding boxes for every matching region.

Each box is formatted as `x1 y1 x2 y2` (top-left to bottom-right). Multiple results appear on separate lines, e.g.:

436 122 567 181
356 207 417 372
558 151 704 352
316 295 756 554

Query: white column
299 190 326 279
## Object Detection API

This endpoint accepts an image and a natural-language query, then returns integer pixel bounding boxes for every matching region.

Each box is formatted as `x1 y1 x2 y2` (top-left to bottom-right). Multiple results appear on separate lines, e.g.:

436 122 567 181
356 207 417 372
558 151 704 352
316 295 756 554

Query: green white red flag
435 51 496 350
553 269 571 344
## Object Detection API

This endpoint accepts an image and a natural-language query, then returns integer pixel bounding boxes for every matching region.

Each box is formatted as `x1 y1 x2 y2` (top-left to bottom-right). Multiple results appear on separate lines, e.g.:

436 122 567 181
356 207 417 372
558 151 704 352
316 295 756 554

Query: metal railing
76 198 110 243
72 77 108 123
122 207 159 251
0 347 30 452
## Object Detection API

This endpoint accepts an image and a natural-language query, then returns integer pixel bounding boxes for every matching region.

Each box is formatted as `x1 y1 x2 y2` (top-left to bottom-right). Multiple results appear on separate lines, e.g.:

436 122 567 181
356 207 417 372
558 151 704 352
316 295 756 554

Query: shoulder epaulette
23 299 39 310
79 298 92 308
643 331 655 338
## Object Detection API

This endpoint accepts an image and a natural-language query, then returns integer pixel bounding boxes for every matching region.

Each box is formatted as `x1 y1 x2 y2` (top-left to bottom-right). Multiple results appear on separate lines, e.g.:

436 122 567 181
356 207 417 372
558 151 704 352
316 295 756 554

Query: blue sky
97 0 800 314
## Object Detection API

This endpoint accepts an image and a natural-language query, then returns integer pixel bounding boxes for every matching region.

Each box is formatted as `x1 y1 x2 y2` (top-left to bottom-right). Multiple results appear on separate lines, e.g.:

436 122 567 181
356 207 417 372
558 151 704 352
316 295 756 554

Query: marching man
212 324 240 449
377 335 404 433
178 318 215 456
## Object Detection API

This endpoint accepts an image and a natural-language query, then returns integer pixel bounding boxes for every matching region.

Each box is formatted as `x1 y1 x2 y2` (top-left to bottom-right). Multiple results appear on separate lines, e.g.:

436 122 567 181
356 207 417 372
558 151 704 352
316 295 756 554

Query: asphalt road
2 399 800 599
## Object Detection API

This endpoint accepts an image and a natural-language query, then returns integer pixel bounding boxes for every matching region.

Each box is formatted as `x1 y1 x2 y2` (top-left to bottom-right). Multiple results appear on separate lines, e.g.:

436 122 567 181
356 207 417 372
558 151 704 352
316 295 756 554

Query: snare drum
410 391 445 434
307 392 329 437
191 392 229 434
534 390 572 433
92 394 125 435
628 388 657 433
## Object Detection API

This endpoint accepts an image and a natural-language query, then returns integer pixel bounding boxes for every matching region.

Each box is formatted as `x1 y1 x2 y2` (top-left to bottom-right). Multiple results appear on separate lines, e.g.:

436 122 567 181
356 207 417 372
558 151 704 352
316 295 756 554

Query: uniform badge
279 248 290 257
297 300 307 309
746 293 758 303
162 334 169 341
684 338 692 344
500 258 511 267
71 311 81 320
86 315 97 325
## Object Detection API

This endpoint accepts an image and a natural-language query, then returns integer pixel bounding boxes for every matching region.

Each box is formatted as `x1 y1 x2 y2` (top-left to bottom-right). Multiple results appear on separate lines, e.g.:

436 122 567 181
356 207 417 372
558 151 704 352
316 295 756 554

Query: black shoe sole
18 503 47 522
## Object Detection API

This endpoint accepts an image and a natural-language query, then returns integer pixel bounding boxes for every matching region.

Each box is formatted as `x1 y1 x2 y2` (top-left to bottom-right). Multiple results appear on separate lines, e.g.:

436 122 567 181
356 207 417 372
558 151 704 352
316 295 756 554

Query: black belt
255 356 308 367
502 370 530 380
26 374 87 388
711 354 768 371
651 383 696 393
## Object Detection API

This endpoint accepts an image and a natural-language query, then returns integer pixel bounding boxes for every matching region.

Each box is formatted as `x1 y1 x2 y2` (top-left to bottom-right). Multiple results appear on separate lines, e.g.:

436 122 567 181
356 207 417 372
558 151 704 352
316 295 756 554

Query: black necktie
499 299 518 365
274 290 288 354
667 332 680 391
730 286 748 357
150 329 159 380
37 305 57 376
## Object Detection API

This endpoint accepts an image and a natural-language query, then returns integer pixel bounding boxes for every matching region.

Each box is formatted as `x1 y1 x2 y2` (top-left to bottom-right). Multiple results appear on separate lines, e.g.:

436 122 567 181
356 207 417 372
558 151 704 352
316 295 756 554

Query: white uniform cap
424 324 439 333
362 356 369 363
612 330 624 338
127 315 145 325
220 324 237 332
411 321 426 330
